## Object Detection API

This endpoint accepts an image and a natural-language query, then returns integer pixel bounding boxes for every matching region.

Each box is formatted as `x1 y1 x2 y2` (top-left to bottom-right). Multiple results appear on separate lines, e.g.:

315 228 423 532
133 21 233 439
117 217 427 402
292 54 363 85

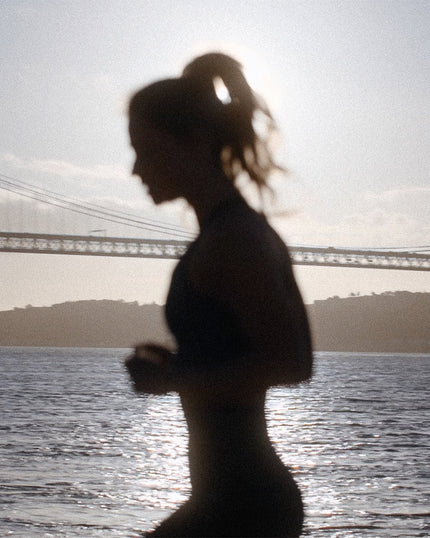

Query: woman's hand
125 343 176 395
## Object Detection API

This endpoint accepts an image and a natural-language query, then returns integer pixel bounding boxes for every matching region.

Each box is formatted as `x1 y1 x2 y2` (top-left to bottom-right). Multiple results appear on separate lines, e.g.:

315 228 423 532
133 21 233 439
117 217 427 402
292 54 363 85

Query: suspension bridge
1 174 429 271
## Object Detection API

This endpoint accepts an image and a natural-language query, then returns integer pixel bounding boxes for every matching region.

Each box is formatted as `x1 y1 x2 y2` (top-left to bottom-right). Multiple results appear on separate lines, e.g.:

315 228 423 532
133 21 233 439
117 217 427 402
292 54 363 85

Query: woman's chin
151 195 165 205
147 189 162 204
151 192 178 205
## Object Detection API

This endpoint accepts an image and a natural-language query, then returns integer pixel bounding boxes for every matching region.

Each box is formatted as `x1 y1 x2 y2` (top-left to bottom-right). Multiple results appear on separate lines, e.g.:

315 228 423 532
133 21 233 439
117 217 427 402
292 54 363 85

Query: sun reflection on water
2 349 429 536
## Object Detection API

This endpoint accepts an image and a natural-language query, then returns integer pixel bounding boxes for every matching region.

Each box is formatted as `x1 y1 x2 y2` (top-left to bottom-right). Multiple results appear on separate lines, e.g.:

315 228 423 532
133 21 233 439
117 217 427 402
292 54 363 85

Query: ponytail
182 53 282 189
129 52 282 189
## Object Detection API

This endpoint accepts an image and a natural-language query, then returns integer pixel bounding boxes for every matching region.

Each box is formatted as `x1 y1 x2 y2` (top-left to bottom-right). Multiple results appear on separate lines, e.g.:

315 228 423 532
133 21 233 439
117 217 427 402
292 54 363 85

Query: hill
308 291 429 353
0 300 173 348
0 292 429 352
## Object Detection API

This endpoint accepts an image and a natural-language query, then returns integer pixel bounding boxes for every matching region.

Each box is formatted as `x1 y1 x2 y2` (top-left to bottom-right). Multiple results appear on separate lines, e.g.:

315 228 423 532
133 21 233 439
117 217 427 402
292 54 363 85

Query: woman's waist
188 441 286 493
180 392 266 421
184 405 274 457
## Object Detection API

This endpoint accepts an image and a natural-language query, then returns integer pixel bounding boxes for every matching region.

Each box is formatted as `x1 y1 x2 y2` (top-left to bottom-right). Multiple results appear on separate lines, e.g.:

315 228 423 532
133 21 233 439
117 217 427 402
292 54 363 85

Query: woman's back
166 193 312 397
150 194 308 536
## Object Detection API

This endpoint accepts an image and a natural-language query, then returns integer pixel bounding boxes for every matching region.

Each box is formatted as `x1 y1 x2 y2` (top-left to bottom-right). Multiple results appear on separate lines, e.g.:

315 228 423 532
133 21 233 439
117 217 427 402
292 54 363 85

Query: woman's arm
186 222 313 390
126 222 312 397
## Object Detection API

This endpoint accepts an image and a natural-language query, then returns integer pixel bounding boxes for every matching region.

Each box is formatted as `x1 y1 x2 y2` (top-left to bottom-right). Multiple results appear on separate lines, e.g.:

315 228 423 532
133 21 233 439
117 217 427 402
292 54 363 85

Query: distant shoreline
1 346 429 357
0 292 429 353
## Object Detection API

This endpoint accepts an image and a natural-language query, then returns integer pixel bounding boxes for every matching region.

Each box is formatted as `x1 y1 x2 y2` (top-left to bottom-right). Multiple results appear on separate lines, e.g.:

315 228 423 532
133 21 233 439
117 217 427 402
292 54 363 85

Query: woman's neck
185 170 243 228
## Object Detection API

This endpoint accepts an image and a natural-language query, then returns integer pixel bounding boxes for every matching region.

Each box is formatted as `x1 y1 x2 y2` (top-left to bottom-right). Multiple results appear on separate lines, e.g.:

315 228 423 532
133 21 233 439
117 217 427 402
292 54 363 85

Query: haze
0 0 429 310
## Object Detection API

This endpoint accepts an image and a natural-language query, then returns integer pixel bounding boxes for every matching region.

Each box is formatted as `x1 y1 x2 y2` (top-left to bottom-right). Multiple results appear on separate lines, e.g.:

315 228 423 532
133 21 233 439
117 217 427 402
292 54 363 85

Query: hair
129 52 282 189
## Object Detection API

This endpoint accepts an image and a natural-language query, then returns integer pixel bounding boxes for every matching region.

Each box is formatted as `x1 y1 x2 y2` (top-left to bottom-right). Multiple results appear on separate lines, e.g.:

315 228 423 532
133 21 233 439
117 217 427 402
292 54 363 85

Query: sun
182 42 281 111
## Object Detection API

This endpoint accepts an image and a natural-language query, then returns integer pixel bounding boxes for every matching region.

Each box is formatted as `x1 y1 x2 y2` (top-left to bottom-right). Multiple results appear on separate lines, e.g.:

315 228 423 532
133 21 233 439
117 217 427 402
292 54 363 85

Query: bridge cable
0 173 195 237
0 174 195 239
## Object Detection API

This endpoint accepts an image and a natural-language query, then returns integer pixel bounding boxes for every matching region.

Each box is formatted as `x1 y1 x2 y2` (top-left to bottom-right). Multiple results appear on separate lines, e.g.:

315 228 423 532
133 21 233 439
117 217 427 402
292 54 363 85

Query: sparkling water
1 347 429 536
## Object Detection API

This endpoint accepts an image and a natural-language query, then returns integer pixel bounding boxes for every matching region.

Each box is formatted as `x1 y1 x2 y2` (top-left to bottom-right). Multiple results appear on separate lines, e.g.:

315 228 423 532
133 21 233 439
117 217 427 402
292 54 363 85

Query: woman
126 52 313 537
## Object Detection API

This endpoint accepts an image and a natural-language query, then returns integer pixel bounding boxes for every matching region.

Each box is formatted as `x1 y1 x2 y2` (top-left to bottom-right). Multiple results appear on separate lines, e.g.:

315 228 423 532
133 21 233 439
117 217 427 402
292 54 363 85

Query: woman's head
129 52 281 192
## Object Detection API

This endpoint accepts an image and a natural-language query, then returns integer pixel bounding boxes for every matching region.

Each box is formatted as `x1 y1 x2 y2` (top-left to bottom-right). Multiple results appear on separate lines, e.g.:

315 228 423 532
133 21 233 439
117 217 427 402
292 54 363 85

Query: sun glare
182 42 281 112
234 46 282 112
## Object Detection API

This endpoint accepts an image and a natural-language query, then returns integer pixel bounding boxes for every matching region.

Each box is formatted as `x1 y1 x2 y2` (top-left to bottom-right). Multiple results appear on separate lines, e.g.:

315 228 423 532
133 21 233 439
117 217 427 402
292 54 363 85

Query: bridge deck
1 232 429 271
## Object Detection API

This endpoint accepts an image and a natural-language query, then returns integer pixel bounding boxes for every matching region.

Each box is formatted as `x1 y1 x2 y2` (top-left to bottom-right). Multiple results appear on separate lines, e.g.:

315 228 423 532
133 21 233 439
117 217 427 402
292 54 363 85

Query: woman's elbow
296 352 313 383
269 343 313 386
293 335 313 382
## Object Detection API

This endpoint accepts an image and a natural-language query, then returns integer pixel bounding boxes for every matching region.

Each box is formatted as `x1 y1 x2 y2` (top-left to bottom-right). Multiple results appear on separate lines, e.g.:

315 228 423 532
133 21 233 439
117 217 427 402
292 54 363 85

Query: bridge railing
290 245 430 271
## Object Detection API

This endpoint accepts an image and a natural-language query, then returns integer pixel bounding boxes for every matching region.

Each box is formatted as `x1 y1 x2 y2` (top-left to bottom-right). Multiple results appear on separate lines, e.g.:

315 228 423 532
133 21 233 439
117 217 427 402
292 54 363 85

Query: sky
0 0 429 311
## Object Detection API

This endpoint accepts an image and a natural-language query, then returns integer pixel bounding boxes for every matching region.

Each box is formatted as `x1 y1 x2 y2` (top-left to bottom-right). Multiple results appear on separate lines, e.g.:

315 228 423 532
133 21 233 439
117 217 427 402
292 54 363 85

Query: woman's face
129 118 185 205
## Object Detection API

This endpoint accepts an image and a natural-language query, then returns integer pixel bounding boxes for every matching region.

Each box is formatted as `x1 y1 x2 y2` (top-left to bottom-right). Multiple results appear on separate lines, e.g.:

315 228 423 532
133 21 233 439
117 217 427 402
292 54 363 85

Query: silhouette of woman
126 52 313 537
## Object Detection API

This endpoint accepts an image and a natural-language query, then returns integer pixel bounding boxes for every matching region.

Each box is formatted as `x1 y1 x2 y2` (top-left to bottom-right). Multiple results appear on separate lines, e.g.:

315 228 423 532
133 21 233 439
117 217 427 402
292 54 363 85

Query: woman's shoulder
191 198 291 283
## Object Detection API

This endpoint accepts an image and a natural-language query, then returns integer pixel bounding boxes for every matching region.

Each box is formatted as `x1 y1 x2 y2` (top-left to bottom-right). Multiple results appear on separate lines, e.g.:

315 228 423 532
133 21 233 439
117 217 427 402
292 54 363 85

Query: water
1 347 429 537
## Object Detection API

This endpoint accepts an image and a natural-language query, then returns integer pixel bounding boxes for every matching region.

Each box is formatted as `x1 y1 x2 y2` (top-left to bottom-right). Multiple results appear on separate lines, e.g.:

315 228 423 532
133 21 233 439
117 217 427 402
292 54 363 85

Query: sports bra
165 195 312 383
165 196 252 370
